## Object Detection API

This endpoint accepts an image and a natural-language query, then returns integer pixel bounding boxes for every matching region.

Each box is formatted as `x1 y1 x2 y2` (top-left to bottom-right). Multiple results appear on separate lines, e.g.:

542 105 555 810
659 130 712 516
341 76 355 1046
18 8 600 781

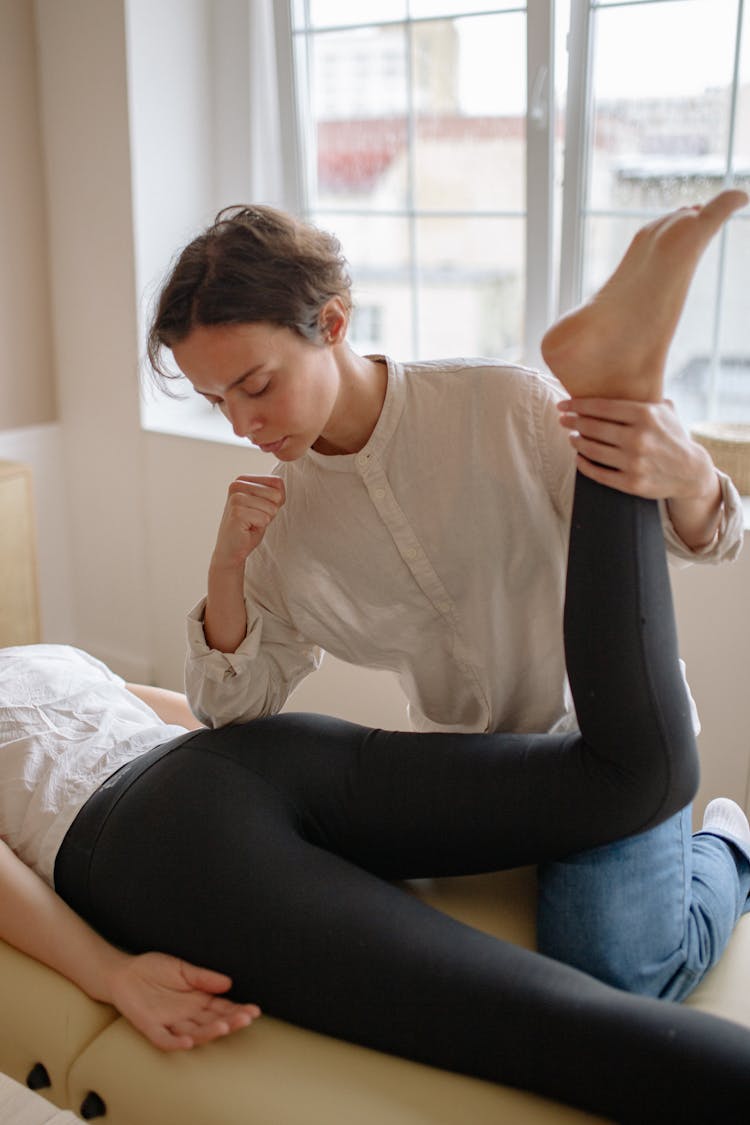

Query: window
290 1 558 367
561 0 750 426
350 303 385 351
138 0 749 441
290 0 749 423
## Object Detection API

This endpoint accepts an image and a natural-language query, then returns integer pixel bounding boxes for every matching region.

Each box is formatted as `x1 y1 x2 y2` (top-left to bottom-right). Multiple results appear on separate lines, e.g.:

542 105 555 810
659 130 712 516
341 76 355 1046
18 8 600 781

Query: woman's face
172 321 342 461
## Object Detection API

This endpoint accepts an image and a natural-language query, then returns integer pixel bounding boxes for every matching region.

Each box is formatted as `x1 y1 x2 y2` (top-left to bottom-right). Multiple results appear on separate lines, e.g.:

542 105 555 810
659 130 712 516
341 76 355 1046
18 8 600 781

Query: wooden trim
0 461 41 646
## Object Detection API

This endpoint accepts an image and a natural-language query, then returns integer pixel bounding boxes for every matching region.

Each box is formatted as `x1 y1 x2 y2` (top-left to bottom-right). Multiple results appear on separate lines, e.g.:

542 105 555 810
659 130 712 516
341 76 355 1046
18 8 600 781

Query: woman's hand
204 475 286 653
108 951 261 1051
558 397 723 548
212 476 286 570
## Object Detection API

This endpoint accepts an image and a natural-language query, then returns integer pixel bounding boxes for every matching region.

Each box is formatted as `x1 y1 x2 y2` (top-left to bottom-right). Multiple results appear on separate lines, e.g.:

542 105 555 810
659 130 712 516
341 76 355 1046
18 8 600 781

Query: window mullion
558 0 593 317
706 0 746 418
405 15 420 358
524 0 556 367
275 0 308 214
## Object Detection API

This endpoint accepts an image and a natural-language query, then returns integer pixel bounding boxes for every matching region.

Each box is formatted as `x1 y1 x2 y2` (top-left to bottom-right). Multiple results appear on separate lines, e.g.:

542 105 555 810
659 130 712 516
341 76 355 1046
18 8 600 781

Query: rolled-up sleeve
659 469 744 566
185 594 322 727
531 372 745 567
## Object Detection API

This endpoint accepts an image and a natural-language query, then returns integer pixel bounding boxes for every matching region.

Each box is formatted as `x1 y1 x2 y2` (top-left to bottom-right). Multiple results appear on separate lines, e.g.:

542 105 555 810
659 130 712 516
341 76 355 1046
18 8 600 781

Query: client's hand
108 951 261 1050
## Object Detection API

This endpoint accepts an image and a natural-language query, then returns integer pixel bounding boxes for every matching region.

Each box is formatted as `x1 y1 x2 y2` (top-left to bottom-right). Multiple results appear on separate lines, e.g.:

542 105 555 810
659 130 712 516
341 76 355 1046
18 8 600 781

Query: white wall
0 424 75 642
672 546 750 814
34 0 152 681
0 0 56 431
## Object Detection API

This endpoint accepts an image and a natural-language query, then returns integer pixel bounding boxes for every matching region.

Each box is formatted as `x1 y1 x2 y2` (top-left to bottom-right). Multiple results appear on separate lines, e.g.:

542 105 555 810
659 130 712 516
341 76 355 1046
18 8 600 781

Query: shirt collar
304 355 406 473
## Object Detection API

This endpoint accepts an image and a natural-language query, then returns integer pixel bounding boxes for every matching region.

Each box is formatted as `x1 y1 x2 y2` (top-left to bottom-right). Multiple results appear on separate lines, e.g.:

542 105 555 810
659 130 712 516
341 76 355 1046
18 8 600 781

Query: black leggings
56 477 749 1123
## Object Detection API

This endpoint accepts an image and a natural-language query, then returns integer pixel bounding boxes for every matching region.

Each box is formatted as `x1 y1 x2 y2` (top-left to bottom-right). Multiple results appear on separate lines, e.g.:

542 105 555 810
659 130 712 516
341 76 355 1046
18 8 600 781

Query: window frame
138 0 749 442
559 0 749 420
283 1 557 368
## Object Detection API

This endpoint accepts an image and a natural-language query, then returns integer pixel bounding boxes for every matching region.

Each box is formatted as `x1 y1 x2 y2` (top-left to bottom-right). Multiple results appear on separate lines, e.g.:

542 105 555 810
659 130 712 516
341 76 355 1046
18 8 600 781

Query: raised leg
541 189 748 401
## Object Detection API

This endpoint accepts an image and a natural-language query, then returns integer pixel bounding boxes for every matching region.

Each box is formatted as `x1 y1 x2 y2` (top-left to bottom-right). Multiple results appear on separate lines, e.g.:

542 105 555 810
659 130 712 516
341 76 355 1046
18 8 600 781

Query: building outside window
291 0 541 365
140 0 750 440
291 0 750 427
563 0 750 426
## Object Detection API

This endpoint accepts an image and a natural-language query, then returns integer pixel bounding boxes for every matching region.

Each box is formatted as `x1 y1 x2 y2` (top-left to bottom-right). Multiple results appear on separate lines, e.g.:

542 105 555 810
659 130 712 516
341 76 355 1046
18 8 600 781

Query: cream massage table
2 866 750 1125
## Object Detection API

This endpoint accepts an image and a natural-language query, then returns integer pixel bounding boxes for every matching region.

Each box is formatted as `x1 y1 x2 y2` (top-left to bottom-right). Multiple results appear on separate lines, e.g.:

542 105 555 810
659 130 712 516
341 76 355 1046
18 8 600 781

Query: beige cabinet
0 461 41 646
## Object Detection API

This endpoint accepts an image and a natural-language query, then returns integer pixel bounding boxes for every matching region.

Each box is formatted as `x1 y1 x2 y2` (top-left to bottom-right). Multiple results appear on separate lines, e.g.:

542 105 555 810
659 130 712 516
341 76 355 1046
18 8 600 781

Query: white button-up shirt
186 357 743 734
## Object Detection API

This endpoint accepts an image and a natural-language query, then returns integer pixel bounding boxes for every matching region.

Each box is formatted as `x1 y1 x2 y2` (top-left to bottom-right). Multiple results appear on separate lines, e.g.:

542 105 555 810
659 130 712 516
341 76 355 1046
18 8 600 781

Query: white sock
702 797 750 846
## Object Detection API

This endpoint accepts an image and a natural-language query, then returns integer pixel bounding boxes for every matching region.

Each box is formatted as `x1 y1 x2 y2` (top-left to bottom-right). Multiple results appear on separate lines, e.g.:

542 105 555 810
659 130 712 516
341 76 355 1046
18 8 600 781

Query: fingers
213 475 286 566
149 1027 196 1052
230 477 285 520
148 999 260 1051
177 960 261 1018
560 417 624 459
228 476 285 512
557 396 661 425
231 474 286 503
573 452 639 494
179 961 233 994
167 1007 255 1042
223 492 278 539
558 397 663 487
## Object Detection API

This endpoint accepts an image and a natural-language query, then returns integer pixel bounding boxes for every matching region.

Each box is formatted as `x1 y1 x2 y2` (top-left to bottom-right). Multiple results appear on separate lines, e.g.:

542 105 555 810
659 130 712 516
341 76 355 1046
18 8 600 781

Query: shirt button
374 488 386 499
357 454 369 468
438 601 451 614
405 547 418 559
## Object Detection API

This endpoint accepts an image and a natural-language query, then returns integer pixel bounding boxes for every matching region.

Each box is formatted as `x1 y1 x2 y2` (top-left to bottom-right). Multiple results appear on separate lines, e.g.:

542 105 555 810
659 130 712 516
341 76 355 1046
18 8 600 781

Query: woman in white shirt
148 195 746 734
145 189 750 1008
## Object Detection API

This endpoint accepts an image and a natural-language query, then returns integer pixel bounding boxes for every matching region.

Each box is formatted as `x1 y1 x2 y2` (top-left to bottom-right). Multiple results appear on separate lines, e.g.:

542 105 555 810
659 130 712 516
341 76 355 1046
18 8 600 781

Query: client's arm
0 839 259 1049
125 682 204 730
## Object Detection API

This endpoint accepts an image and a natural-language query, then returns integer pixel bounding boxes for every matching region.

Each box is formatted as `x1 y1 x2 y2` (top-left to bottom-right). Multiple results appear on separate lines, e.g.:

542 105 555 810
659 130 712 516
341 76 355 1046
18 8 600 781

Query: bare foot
541 189 748 402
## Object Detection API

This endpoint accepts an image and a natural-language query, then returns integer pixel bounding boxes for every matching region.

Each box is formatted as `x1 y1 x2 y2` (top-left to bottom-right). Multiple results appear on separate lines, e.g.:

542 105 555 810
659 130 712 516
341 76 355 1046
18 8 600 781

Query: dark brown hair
147 205 352 387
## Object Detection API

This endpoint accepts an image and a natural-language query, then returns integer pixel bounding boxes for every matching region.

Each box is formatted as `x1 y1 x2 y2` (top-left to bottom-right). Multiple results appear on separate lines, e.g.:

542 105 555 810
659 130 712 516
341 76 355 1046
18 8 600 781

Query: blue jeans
538 804 750 1001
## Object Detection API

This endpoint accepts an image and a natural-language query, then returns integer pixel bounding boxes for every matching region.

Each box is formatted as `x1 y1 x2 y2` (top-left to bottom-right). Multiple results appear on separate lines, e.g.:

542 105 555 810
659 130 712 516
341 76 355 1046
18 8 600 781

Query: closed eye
196 372 270 406
243 377 270 397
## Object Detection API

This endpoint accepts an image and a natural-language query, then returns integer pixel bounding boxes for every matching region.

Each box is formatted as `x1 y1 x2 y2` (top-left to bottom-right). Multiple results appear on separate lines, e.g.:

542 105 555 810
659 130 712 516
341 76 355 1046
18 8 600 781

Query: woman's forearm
204 556 249 653
666 453 723 550
0 838 127 1003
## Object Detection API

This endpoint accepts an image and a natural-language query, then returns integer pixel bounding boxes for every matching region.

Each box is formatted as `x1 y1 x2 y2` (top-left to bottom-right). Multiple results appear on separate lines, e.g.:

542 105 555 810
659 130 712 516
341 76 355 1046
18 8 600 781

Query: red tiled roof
317 115 526 190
